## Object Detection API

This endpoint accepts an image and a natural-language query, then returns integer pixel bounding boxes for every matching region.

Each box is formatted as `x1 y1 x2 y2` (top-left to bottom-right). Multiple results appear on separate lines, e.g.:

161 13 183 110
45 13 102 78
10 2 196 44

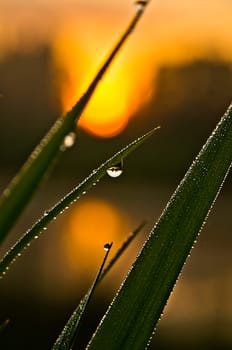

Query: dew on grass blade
106 161 123 178
104 243 113 251
60 131 76 151
135 0 149 12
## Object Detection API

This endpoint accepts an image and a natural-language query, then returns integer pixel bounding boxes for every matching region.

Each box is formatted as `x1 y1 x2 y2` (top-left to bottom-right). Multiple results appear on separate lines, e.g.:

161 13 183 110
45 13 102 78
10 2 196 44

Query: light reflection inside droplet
60 132 76 151
106 161 123 178
135 0 148 12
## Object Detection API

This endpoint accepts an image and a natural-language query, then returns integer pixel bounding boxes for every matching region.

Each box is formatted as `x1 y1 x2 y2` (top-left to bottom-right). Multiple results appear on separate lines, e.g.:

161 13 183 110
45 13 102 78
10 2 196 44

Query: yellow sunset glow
62 197 130 279
52 12 156 138
1 1 232 139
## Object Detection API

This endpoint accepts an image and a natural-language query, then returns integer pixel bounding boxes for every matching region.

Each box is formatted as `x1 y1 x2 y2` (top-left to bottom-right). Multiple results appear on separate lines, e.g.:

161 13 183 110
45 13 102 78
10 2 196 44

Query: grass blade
53 222 145 350
0 128 158 278
0 4 149 243
87 104 232 350
53 243 113 350
101 221 146 280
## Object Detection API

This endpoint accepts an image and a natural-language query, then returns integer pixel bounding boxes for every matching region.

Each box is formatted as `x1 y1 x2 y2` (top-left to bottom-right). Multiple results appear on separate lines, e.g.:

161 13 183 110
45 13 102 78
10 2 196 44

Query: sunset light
52 12 155 138
62 197 130 278
1 1 232 348
2 1 232 138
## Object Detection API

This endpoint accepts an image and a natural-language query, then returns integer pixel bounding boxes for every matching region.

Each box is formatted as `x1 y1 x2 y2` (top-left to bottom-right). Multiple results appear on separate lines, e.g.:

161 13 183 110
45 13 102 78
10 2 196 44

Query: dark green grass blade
0 6 148 243
101 221 146 280
53 223 145 350
0 128 158 278
53 243 113 350
87 104 232 350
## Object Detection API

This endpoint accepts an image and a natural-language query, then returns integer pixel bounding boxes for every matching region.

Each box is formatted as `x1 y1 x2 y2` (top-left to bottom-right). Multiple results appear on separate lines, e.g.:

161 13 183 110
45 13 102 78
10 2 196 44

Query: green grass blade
87 104 232 350
0 5 149 243
0 128 158 278
101 221 146 280
53 243 113 350
53 222 145 350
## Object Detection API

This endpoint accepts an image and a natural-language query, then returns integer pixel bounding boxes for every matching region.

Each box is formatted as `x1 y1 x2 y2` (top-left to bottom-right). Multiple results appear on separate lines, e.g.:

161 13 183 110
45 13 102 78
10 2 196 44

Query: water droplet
44 211 49 216
135 0 148 12
43 227 47 231
34 235 38 239
104 243 112 251
60 132 76 151
106 161 123 178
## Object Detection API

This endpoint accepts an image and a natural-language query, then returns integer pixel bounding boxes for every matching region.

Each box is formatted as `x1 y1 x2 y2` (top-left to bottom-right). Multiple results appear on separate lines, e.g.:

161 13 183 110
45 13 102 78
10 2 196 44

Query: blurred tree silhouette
129 59 232 182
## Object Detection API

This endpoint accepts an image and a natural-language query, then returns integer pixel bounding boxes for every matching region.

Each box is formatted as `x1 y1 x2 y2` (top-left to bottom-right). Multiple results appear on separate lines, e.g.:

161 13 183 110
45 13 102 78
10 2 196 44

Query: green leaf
87 104 232 350
101 221 146 281
0 128 158 278
53 243 113 350
52 222 145 350
0 6 149 243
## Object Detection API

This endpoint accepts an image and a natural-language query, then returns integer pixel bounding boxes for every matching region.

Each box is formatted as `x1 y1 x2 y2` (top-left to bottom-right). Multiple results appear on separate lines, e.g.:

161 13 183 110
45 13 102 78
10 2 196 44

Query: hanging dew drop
106 161 123 178
104 243 112 251
60 132 76 151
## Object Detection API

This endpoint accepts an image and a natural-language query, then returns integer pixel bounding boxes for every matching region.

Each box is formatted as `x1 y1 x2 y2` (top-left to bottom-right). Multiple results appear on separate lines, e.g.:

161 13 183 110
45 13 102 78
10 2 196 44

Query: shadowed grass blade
101 221 146 280
53 243 113 350
87 104 232 350
0 4 150 243
53 222 145 350
0 128 158 278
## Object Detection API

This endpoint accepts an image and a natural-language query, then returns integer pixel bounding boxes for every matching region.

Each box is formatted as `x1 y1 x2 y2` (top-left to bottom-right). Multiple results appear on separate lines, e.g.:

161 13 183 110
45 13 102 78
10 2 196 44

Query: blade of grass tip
87 104 232 350
53 243 113 350
53 222 145 350
0 1 150 243
0 127 159 278
101 221 146 280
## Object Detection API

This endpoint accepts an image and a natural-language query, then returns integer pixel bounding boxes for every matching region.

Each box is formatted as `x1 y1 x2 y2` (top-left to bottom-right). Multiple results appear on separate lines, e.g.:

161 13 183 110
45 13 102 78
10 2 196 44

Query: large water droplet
106 161 123 178
60 132 76 151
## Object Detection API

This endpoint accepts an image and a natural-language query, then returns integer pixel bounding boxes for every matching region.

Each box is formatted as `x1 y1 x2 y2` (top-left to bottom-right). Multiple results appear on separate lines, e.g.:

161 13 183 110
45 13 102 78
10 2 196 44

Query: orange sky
1 0 232 136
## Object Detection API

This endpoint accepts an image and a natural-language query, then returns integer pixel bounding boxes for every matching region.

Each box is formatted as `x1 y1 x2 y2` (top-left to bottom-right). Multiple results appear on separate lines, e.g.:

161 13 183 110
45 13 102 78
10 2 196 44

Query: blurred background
0 0 232 349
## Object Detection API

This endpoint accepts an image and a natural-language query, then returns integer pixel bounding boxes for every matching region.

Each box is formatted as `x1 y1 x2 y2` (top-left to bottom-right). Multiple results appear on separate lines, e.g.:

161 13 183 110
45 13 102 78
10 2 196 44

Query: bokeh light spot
62 197 130 279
